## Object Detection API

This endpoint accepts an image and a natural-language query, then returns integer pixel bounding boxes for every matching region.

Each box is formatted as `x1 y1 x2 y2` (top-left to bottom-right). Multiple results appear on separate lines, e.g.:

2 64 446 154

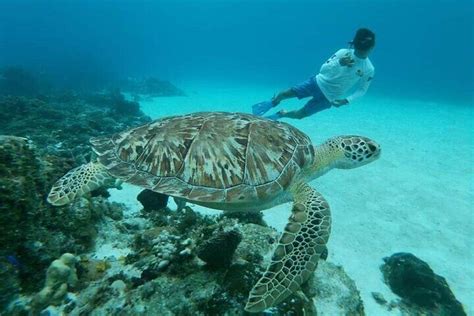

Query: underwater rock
223 261 262 297
220 210 267 226
381 252 466 315
234 223 278 263
59 218 363 316
31 253 78 313
32 206 367 316
63 197 119 250
197 229 242 268
76 257 111 283
102 201 124 220
90 187 111 199
123 217 148 231
137 189 169 211
310 261 365 315
371 291 388 305
141 203 214 236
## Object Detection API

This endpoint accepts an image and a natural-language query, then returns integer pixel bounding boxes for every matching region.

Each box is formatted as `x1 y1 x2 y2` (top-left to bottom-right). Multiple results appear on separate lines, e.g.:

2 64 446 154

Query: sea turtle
47 112 381 312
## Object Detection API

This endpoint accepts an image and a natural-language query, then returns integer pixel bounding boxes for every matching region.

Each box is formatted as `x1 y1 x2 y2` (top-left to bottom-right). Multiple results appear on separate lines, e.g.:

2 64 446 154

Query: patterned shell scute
91 112 313 202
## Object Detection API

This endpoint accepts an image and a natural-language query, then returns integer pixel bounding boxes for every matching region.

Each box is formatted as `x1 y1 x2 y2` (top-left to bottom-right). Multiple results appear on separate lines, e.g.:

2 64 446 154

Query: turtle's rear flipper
47 162 111 206
245 183 331 312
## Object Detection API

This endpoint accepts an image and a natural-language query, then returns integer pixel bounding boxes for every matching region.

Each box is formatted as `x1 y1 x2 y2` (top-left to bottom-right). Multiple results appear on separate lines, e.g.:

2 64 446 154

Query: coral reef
6 204 363 315
0 66 186 99
0 136 71 298
0 136 45 255
220 210 267 226
0 93 150 162
0 90 143 313
77 257 111 283
85 89 141 116
0 135 128 304
381 252 466 315
31 253 78 313
2 185 366 316
197 229 242 268
0 74 185 314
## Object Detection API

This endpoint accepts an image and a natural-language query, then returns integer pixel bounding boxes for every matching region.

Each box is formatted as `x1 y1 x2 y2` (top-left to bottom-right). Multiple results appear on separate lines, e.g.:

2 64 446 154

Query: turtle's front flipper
245 183 331 312
47 162 112 206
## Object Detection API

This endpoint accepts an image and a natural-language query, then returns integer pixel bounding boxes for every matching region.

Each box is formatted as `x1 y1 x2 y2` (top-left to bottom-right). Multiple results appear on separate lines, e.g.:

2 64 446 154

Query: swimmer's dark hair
350 28 375 51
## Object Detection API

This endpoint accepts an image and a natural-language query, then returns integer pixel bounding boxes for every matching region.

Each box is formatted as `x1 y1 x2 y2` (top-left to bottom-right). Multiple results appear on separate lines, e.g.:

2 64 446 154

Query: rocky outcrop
381 252 466 316
17 206 365 315
0 136 127 306
0 94 151 162
137 189 169 211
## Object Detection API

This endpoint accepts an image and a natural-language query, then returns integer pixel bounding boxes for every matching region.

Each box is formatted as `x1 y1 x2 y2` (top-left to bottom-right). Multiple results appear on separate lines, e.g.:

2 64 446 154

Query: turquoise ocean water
1 0 472 103
1 0 473 315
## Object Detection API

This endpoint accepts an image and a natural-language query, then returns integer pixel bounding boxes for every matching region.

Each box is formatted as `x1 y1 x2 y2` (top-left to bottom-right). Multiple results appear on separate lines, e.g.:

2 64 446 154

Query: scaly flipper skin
47 162 112 206
245 182 331 312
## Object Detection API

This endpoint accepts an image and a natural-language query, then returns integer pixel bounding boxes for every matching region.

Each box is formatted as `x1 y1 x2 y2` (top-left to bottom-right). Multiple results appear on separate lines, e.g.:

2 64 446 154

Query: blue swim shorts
291 77 332 116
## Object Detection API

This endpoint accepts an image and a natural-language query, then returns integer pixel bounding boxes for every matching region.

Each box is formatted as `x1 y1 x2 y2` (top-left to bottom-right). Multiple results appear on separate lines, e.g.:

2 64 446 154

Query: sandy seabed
111 81 473 315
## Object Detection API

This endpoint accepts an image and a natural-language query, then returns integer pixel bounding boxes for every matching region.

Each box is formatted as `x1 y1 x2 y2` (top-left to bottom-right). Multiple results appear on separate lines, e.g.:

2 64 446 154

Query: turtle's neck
309 142 344 179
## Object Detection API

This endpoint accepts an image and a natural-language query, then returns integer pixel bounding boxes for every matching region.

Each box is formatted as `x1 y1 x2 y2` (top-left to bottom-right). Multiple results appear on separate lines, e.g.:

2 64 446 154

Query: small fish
6 255 22 270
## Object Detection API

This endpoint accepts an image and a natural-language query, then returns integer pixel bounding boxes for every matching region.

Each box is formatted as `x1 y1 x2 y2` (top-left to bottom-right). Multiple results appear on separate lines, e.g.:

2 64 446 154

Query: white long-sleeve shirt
315 48 374 103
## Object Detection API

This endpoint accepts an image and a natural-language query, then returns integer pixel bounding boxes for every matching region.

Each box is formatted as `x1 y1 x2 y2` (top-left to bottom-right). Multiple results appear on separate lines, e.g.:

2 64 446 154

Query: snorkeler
252 28 375 120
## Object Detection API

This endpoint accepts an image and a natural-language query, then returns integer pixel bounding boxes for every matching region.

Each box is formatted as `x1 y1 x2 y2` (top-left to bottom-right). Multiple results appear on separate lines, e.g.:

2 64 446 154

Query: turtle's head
329 135 381 169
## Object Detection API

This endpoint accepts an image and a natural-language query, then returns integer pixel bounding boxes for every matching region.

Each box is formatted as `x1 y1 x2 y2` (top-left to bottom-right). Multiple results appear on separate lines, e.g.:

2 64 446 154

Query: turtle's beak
367 140 381 159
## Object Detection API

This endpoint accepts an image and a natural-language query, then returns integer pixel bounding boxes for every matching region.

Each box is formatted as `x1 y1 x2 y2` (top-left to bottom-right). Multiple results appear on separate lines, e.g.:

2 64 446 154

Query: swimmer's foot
265 110 286 121
252 100 274 116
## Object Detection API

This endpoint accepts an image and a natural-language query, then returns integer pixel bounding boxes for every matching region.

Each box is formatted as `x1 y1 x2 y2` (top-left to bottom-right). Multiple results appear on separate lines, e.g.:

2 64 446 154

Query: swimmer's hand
332 99 349 107
339 52 355 67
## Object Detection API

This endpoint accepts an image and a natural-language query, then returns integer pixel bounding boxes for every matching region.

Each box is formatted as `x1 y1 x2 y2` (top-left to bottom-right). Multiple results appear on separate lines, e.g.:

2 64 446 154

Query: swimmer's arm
346 74 374 103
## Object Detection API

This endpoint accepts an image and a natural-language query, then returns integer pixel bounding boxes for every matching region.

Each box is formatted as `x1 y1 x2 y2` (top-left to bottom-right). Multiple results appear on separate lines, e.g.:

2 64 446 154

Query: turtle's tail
47 162 112 206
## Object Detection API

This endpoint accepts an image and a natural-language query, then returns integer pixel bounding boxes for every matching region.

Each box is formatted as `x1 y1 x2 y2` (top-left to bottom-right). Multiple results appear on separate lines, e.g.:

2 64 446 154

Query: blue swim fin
252 100 274 116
